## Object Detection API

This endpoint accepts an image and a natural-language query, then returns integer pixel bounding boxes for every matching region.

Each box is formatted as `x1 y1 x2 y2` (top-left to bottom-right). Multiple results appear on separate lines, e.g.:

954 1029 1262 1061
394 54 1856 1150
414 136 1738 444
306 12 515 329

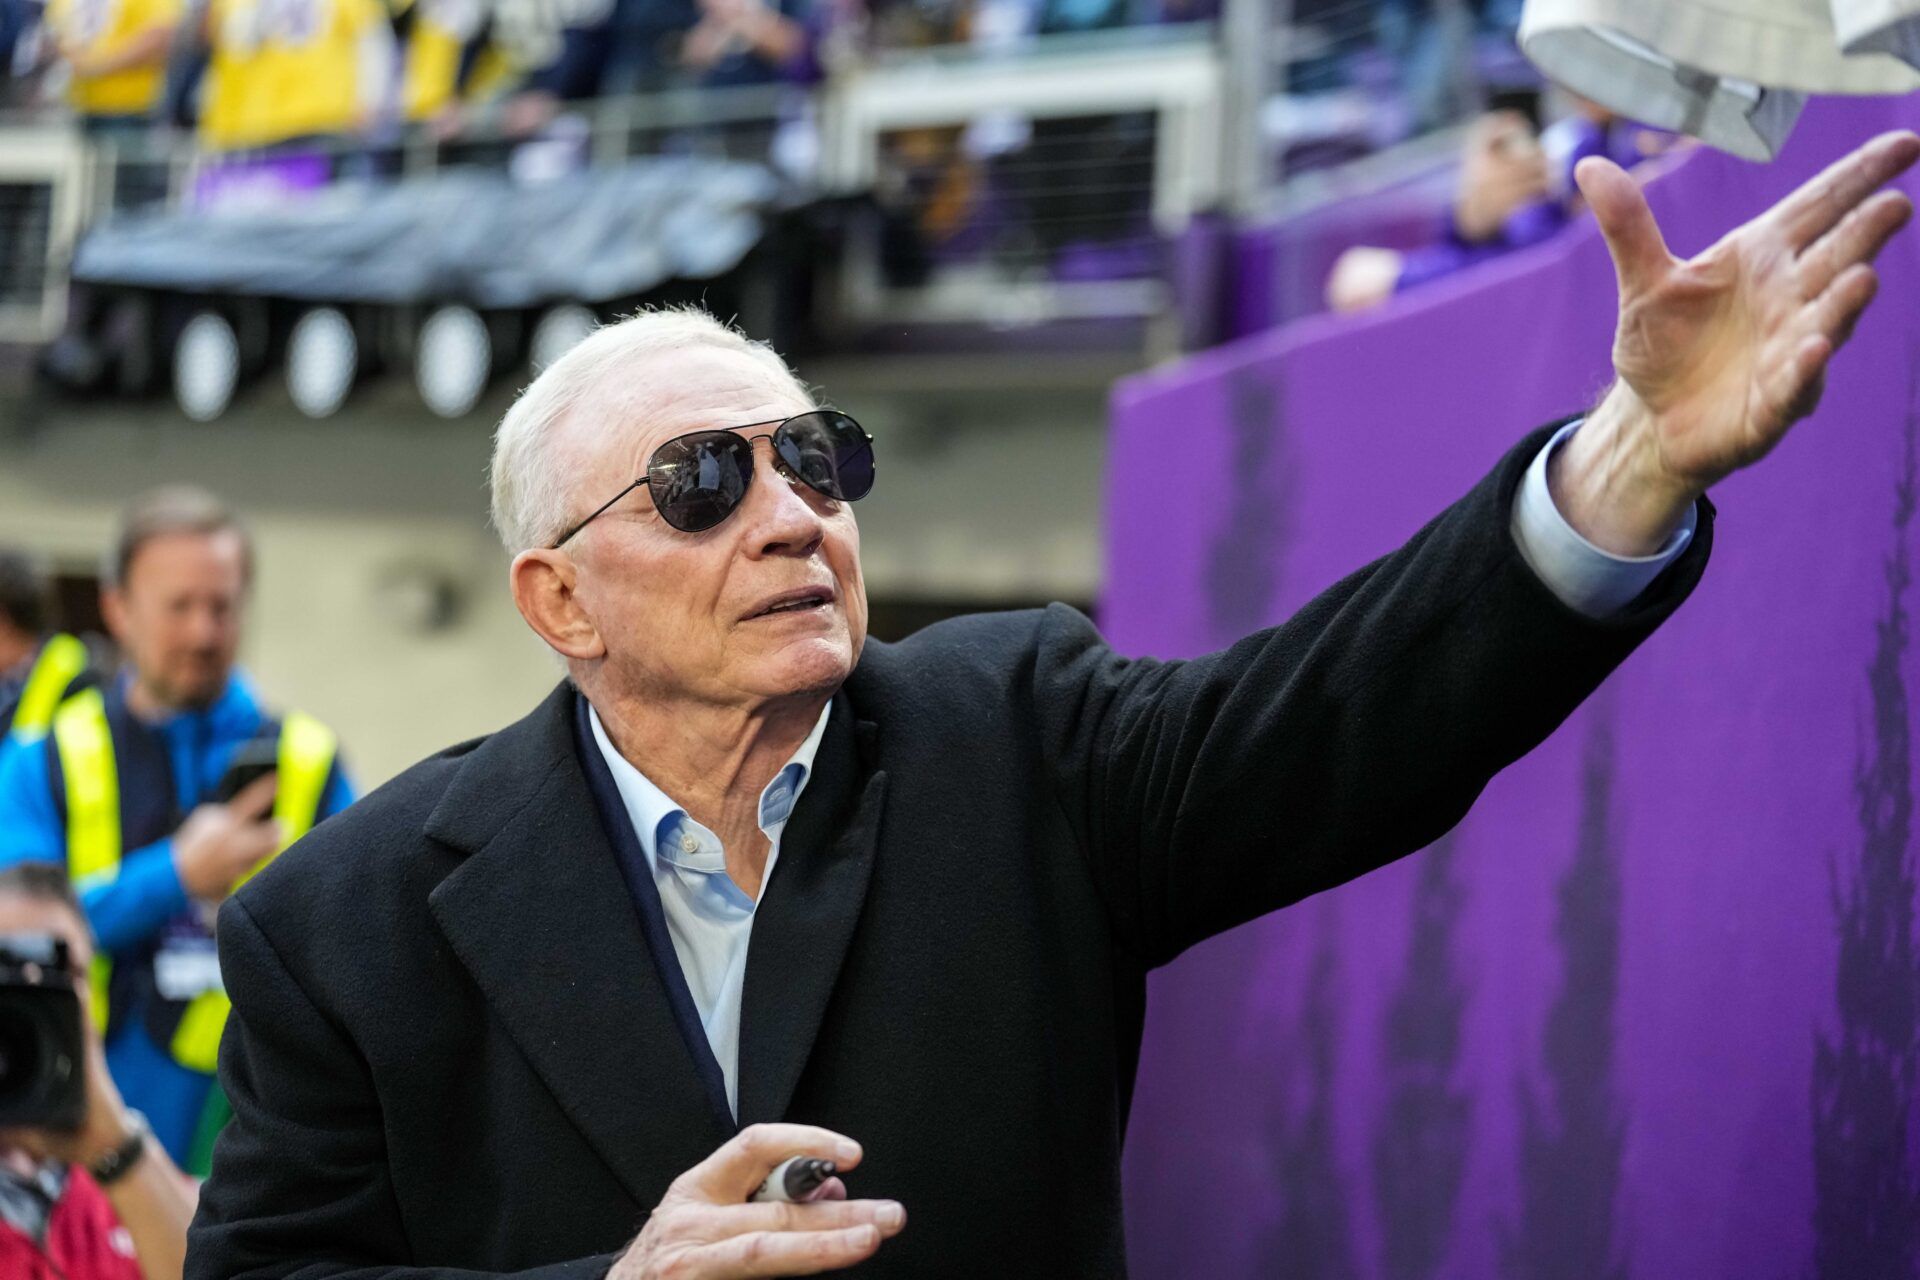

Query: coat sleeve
1033 422 1712 968
186 897 623 1280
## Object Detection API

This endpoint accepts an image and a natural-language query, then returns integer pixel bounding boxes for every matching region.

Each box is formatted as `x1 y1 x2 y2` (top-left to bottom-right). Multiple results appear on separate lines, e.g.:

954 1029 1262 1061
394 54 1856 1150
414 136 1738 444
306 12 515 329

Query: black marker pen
751 1156 836 1204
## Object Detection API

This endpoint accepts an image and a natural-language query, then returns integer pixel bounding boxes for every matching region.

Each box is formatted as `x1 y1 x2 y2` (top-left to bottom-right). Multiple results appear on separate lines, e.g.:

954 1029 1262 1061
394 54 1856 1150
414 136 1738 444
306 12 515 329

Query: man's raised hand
611 1124 906 1279
172 771 282 903
1552 130 1920 556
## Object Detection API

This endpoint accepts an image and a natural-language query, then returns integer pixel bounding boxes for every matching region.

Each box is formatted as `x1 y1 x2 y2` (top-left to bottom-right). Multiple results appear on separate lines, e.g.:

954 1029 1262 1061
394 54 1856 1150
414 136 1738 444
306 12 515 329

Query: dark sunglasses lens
649 433 754 532
774 412 875 503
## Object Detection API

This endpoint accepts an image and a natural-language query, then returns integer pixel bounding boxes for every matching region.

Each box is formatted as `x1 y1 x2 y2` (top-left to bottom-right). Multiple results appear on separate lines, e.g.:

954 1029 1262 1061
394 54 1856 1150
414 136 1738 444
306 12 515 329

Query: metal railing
0 124 98 343
817 28 1222 329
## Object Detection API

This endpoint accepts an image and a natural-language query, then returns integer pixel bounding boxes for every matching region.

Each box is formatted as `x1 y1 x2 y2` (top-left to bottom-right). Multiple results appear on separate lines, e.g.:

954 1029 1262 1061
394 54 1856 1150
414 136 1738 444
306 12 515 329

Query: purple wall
1108 95 1920 1280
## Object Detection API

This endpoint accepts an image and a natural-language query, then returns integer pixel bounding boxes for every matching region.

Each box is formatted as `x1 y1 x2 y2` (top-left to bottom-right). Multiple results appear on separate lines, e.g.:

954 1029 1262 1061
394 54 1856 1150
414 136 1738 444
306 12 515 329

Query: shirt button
680 835 699 854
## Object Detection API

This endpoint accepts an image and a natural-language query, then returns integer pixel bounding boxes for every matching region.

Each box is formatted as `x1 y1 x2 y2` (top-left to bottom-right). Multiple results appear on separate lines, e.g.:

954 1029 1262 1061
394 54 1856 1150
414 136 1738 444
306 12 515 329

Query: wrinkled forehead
558 344 814 483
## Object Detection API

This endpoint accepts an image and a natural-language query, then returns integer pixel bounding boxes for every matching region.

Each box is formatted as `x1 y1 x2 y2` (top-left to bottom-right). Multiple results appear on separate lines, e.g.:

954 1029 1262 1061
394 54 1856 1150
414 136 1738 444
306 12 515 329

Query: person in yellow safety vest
0 488 356 1177
0 550 97 755
39 0 185 140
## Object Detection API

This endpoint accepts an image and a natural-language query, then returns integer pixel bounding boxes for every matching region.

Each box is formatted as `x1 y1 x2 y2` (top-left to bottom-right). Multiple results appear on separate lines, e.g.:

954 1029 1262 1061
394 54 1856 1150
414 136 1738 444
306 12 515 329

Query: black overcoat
187 424 1712 1278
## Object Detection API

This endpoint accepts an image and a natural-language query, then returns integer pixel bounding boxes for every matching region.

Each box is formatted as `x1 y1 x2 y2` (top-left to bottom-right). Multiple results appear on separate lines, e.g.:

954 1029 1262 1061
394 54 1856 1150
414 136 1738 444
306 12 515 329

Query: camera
0 933 86 1130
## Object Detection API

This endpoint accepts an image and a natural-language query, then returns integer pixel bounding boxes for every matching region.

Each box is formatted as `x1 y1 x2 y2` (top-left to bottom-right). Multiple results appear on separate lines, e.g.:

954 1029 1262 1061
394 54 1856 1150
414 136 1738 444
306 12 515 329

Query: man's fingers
684 1224 886 1279
1575 156 1672 297
241 820 285 859
683 1123 862 1202
1772 130 1920 249
1768 332 1834 427
1808 262 1879 349
229 772 279 819
695 1197 906 1238
1796 189 1912 299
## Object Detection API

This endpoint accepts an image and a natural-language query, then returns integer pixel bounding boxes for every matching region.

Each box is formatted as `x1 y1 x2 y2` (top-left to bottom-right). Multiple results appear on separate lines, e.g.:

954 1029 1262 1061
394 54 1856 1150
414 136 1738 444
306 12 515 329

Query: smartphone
213 737 280 805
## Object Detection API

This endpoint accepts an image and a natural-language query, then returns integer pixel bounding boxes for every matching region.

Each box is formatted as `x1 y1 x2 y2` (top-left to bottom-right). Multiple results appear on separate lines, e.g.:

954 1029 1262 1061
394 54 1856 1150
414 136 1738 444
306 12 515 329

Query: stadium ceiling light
287 308 359 419
416 305 492 419
531 304 598 373
173 310 240 422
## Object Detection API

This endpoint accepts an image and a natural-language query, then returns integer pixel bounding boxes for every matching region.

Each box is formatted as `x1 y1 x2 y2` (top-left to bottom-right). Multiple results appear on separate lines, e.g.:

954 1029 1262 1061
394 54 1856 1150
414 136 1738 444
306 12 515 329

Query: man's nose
743 439 826 557
185 602 228 647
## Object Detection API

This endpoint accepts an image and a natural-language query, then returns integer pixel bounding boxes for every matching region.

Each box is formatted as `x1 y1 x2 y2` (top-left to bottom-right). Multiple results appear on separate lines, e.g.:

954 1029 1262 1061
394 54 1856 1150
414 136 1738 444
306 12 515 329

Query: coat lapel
736 700 888 1127
425 683 734 1207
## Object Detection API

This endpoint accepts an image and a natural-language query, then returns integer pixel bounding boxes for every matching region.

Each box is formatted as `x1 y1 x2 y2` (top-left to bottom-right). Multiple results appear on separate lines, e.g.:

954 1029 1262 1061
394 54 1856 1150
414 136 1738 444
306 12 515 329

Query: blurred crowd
0 0 1221 157
0 0 1684 336
0 0 1561 160
1327 94 1684 311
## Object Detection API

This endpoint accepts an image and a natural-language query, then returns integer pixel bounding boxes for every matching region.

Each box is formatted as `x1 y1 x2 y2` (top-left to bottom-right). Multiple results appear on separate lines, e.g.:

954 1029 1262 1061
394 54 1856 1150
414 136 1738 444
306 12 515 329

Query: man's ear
99 586 129 649
510 550 607 661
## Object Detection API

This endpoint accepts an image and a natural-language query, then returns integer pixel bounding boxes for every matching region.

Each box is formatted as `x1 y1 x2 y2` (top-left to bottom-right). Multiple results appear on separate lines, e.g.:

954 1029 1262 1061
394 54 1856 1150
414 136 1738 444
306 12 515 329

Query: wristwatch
86 1110 151 1187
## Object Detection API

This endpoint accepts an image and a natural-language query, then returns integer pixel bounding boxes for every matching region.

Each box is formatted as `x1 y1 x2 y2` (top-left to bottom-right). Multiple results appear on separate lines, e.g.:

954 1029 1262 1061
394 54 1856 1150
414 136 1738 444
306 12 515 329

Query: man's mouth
747 586 835 619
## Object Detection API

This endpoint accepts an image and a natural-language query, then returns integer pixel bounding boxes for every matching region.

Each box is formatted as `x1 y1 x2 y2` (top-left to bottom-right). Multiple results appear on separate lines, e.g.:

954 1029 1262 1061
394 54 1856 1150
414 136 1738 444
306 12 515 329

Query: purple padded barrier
1107 95 1920 1280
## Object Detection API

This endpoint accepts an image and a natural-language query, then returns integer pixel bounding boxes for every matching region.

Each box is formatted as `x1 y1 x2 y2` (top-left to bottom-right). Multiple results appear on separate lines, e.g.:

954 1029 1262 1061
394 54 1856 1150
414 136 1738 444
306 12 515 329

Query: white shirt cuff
1510 419 1696 618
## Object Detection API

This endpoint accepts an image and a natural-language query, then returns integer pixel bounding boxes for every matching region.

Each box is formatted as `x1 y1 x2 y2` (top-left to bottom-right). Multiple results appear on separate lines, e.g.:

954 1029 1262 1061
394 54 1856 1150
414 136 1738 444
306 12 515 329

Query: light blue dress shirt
588 701 832 1118
587 420 1692 1119
1510 419 1697 614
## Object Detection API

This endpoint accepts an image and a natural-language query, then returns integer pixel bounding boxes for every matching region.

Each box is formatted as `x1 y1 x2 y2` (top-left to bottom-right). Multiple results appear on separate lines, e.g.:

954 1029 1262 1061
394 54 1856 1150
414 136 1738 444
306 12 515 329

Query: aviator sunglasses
550 410 876 545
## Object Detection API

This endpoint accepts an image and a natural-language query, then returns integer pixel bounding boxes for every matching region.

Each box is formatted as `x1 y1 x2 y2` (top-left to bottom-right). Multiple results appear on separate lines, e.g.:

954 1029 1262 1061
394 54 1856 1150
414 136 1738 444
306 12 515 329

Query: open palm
1579 131 1920 493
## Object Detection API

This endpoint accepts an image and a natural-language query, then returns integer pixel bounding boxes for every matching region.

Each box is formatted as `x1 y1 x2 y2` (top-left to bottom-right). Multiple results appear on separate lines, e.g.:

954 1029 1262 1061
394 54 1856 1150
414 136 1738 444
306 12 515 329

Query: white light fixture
287 307 358 419
416 305 492 419
173 311 240 422
531 303 597 373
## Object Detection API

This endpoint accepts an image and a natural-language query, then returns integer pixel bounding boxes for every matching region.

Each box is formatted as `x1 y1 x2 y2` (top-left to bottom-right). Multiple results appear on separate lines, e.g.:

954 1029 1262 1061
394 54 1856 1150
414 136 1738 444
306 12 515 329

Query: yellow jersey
399 0 479 120
199 0 392 151
44 0 182 117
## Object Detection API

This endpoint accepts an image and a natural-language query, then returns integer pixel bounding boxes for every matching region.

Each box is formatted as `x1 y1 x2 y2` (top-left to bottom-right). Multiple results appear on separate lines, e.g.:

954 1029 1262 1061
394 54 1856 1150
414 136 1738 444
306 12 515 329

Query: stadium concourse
1 1 1919 1276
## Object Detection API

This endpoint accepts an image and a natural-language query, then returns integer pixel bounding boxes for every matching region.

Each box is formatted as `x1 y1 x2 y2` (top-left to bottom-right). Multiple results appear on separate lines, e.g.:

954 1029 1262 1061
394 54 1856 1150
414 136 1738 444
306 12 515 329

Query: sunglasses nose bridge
741 431 804 485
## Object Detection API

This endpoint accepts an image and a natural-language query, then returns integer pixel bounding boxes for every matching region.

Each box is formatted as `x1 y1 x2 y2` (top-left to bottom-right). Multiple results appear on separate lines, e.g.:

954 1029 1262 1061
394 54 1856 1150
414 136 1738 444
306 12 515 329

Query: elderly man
189 138 1918 1278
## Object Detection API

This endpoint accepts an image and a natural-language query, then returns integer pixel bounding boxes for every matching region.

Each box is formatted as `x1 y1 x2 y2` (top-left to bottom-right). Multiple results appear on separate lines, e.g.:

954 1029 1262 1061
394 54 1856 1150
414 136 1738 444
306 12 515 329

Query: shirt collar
586 700 833 874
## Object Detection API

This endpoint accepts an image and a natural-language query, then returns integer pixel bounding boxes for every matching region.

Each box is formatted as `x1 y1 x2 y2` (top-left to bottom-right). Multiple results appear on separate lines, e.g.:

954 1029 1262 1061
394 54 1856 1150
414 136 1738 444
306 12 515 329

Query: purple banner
1107 96 1920 1279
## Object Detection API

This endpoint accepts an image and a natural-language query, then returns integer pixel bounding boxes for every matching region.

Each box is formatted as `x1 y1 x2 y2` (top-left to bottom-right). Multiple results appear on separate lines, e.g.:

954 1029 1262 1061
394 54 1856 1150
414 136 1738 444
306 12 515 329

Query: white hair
489 307 811 554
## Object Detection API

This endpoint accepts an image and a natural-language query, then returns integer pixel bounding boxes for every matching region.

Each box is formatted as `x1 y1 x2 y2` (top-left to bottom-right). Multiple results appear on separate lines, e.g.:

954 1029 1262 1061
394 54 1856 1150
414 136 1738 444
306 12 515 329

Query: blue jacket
0 671 355 1165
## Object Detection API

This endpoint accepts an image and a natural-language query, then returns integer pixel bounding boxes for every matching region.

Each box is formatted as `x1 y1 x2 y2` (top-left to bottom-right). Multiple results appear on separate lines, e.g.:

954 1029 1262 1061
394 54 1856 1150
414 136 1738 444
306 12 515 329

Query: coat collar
423 682 732 1207
422 682 888 1190
735 700 887 1127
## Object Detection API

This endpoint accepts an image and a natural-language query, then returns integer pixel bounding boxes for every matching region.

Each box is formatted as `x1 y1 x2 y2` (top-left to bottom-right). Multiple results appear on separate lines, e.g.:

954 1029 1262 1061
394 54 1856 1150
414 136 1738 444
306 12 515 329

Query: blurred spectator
1327 97 1681 312
39 0 182 140
500 0 695 134
193 0 394 151
0 487 357 1175
0 862 197 1280
679 0 806 86
0 552 94 757
2 0 46 105
398 0 517 135
151 0 207 129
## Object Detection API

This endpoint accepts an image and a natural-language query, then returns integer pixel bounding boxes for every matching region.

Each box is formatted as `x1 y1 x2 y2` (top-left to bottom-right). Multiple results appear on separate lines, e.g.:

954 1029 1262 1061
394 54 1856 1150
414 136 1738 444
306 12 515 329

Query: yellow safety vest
51 688 338 1073
7 633 88 744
